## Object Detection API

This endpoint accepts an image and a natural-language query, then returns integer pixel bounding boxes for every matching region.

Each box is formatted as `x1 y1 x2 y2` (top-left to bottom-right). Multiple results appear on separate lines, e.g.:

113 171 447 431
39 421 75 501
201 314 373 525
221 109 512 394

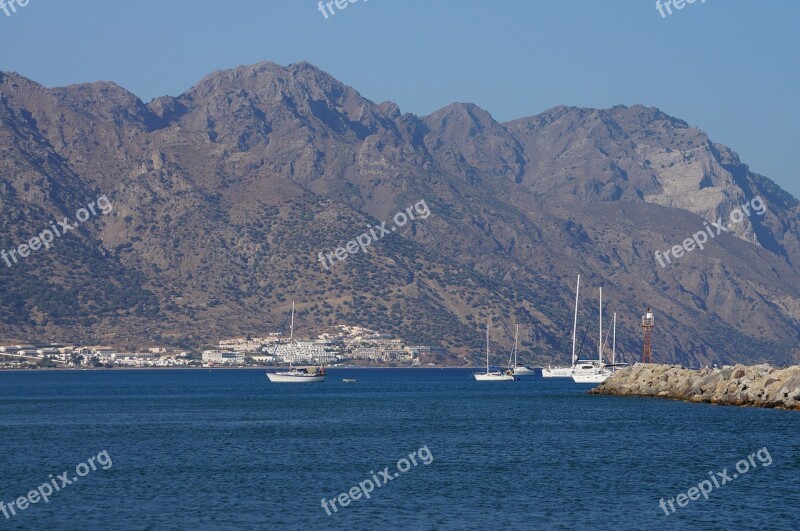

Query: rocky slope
590 363 800 410
0 62 799 366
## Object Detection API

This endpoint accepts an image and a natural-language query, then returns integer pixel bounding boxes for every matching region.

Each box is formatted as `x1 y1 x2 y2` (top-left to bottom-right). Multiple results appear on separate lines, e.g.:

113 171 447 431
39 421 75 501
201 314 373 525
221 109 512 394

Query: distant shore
0 365 481 372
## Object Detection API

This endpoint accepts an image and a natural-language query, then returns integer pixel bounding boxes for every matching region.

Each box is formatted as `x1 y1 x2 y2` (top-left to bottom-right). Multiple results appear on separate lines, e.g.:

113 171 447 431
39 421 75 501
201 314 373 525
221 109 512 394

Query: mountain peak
426 102 497 126
422 102 525 183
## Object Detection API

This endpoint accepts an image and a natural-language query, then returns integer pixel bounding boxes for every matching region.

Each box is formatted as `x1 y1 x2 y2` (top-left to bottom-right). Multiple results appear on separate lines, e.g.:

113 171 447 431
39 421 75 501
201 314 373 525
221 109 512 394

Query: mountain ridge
1 61 798 367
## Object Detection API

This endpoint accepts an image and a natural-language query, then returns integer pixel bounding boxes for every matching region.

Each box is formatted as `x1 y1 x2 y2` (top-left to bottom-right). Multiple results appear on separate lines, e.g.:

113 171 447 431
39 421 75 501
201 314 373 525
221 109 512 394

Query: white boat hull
474 372 515 381
544 360 608 379
267 372 325 383
512 366 535 376
572 371 611 384
542 367 574 378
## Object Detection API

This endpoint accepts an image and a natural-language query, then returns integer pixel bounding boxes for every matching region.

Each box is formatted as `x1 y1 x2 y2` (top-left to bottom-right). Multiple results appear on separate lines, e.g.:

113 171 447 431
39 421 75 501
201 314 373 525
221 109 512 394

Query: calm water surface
0 368 798 530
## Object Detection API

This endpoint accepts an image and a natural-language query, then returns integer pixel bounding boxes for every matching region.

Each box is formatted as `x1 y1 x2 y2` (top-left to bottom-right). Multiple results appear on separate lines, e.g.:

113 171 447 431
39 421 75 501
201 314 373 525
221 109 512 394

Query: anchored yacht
509 324 534 376
266 301 326 383
474 324 515 381
572 288 613 384
543 275 587 378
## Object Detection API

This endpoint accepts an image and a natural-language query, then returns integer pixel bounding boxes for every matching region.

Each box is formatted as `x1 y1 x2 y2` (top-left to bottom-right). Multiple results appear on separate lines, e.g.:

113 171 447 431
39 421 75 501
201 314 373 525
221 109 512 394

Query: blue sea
0 368 798 530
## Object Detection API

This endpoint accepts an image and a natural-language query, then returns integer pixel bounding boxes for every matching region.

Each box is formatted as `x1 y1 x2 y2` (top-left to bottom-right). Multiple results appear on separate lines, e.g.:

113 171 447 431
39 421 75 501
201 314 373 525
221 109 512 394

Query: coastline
0 365 479 372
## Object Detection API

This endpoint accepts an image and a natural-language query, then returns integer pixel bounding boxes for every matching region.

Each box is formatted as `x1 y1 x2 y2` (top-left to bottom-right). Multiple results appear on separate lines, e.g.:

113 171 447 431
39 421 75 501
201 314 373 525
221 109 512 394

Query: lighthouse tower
641 307 654 363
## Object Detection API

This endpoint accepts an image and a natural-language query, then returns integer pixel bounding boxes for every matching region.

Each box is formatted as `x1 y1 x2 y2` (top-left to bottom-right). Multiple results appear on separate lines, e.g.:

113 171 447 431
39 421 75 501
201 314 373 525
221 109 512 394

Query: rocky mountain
1 62 799 367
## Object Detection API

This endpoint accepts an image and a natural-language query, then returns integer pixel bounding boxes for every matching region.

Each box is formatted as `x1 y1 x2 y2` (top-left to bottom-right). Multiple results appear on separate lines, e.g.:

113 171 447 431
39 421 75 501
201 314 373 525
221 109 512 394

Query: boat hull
474 372 515 381
544 360 606 378
267 372 325 383
572 372 611 384
542 367 573 378
512 366 535 376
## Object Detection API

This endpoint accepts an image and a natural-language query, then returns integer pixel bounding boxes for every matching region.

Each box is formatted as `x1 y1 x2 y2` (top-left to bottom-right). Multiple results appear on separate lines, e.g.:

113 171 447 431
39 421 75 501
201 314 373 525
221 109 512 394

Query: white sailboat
572 370 610 384
474 324 515 381
267 301 326 383
605 312 628 373
266 366 325 383
572 288 612 384
512 365 536 376
543 275 603 378
510 324 534 376
541 366 577 378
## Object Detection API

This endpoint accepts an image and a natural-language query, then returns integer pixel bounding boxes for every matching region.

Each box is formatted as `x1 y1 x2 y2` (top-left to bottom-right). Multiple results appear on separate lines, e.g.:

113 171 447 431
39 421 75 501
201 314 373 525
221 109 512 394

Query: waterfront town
0 325 445 369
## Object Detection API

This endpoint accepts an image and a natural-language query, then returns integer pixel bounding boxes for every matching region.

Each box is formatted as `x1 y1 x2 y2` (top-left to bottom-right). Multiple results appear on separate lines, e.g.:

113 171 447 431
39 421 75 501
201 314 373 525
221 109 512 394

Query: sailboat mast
514 324 519 367
612 312 617 365
486 324 490 373
598 287 603 364
572 275 580 367
290 301 295 342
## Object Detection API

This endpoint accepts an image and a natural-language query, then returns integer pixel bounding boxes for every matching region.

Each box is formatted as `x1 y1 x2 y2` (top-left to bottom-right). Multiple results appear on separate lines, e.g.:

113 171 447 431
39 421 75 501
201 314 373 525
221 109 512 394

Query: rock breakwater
589 363 800 410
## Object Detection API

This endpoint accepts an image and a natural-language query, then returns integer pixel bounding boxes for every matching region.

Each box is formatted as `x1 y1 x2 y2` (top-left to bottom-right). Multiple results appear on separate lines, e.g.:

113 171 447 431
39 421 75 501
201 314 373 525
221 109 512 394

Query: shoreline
0 365 481 372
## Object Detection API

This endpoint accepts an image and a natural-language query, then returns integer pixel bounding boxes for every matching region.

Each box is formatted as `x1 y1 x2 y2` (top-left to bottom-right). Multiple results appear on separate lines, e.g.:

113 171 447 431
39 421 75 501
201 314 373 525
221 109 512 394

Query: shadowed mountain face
1 62 799 367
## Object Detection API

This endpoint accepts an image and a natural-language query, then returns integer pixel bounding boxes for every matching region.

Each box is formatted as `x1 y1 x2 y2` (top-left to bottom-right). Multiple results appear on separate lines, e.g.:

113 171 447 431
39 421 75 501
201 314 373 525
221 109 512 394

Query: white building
218 336 281 352
272 341 339 364
202 350 245 365
349 347 382 360
75 346 116 357
345 337 417 362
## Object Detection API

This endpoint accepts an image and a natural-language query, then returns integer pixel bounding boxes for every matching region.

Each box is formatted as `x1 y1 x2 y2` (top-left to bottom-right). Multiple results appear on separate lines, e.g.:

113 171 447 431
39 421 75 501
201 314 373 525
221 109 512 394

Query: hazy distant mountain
1 62 798 367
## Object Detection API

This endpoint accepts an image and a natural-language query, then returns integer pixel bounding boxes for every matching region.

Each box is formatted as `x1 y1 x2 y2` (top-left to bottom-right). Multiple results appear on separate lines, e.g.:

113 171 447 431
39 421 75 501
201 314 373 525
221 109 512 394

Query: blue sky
1 0 798 198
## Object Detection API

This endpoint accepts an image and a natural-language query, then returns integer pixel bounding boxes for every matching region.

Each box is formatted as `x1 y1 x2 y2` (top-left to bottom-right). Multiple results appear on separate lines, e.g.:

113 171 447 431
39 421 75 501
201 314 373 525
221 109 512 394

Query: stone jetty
589 363 800 410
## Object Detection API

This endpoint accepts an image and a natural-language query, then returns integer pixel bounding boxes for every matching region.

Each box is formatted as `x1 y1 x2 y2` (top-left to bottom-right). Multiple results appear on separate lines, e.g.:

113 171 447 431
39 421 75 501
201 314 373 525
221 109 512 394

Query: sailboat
510 324 534 376
572 288 612 384
474 324 515 381
605 312 628 373
266 301 326 383
543 275 603 378
542 275 581 378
